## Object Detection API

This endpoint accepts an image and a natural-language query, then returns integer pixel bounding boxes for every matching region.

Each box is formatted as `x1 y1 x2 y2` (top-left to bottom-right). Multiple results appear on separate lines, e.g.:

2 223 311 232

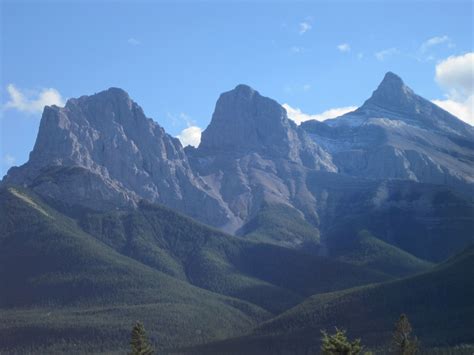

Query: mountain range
1 72 473 353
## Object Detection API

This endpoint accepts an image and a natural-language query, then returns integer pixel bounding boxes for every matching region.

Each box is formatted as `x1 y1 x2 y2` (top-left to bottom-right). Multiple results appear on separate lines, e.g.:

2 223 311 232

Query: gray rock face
302 72 474 194
4 88 230 226
188 85 336 233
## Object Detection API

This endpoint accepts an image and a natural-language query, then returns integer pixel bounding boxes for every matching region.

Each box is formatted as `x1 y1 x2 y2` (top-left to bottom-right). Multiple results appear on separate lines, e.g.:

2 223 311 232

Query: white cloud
432 96 473 125
3 154 16 168
167 112 195 128
357 52 364 60
375 47 398 61
303 84 311 91
299 22 312 35
282 103 357 125
420 35 452 53
431 52 473 125
435 52 473 98
127 38 140 46
337 43 351 53
177 126 202 147
4 84 64 114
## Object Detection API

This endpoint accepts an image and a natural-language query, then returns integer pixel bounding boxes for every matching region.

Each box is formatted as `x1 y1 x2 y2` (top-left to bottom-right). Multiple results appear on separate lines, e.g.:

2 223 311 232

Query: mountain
2 73 474 353
305 171 474 262
0 186 390 353
187 84 336 235
301 72 474 193
179 245 474 354
3 77 474 259
3 88 231 227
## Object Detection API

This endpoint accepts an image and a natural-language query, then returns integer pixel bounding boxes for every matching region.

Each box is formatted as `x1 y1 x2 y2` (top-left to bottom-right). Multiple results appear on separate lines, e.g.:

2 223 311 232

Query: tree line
129 313 419 355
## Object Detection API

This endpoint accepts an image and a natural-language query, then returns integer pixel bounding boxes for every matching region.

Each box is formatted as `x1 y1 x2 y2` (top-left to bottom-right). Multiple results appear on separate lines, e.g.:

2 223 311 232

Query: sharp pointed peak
375 71 409 94
360 71 415 111
381 71 404 84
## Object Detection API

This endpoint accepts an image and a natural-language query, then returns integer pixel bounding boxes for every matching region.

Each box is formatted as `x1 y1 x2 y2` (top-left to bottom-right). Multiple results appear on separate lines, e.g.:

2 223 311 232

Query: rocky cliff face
199 84 335 170
301 72 474 193
187 85 336 234
3 88 230 226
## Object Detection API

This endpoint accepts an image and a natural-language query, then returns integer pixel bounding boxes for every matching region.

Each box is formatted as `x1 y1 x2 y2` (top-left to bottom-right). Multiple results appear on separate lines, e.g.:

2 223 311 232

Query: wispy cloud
337 43 351 53
420 35 452 53
283 103 357 125
3 84 64 114
3 154 16 168
167 112 195 127
375 47 399 61
127 38 140 46
299 21 312 35
432 52 474 125
303 84 311 92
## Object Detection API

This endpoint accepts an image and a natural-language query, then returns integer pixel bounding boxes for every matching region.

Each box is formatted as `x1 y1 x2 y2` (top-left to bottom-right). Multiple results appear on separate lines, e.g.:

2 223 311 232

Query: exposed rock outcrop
301 72 474 193
188 85 336 234
3 88 230 226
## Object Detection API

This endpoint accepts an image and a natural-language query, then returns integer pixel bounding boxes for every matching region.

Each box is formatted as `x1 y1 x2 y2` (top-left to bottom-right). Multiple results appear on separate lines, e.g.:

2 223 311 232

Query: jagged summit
198 84 293 153
197 84 335 168
65 87 132 108
379 71 405 88
301 72 474 193
3 87 230 226
335 71 474 137
360 71 416 114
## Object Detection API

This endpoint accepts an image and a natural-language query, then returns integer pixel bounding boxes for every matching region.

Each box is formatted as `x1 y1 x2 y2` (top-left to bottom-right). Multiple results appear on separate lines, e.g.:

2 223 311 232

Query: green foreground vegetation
0 186 473 354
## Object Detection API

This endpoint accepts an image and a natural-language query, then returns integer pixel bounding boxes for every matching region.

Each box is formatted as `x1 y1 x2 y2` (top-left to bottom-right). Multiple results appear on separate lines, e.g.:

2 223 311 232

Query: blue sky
1 0 473 177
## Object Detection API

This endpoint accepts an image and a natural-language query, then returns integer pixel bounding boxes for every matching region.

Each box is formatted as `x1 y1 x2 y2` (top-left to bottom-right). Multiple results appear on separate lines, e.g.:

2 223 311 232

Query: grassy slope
0 187 269 352
187 246 473 354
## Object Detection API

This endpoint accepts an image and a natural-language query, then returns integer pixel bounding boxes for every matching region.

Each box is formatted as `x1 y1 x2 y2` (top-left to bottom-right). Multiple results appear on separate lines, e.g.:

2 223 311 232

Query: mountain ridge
3 72 474 256
302 72 474 194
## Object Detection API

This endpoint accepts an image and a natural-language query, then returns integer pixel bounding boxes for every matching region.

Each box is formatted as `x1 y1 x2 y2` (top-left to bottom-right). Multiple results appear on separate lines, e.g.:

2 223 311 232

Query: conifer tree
392 314 418 355
321 328 363 355
129 321 154 355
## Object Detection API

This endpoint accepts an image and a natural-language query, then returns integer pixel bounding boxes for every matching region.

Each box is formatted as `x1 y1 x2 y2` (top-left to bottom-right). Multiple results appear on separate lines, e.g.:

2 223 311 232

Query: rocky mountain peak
351 72 473 137
362 71 416 113
378 71 405 89
232 84 257 98
3 88 231 227
198 84 294 155
64 87 131 110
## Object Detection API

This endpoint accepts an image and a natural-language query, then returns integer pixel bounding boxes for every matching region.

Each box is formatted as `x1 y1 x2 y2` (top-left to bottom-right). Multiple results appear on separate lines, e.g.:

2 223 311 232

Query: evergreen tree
129 321 154 355
392 314 419 355
321 328 363 355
